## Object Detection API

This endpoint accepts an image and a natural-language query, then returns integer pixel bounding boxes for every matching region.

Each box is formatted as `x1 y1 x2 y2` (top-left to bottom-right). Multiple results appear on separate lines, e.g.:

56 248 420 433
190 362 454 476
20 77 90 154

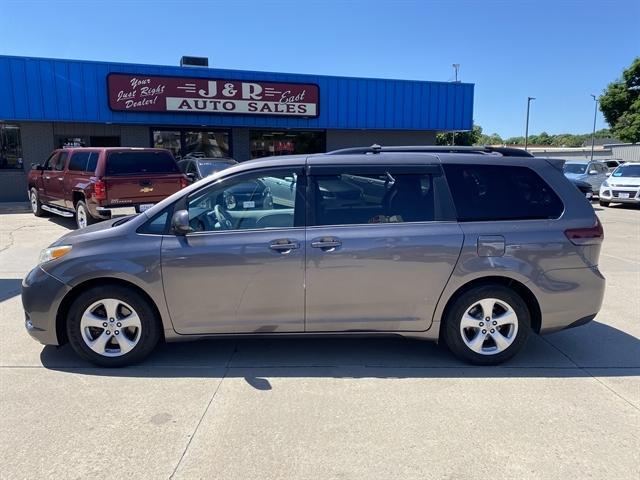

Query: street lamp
524 96 535 151
452 64 460 82
590 94 598 161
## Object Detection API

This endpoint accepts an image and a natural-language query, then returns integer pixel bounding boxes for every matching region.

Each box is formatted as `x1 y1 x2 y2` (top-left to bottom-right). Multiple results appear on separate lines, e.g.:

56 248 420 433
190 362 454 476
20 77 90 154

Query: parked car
178 157 237 181
563 160 609 195
604 159 624 172
22 146 605 367
28 148 188 229
599 162 640 206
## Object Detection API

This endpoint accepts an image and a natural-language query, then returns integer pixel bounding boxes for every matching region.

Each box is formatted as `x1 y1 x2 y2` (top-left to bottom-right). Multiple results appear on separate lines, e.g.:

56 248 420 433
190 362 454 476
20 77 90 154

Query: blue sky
1 0 638 137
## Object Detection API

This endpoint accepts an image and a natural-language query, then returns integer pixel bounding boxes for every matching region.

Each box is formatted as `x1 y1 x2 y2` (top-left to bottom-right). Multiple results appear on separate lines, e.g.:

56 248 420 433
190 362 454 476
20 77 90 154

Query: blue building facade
0 55 474 201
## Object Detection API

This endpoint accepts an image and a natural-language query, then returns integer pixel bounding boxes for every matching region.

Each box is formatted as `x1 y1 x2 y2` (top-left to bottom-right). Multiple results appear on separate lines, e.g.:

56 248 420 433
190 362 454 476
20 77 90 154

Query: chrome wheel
80 299 142 357
459 298 518 355
30 191 38 213
76 204 87 228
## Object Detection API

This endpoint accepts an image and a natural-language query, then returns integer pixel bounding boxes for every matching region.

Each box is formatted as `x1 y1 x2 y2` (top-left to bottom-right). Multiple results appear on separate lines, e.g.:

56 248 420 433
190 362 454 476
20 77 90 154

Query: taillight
565 217 604 245
94 180 106 201
179 175 189 189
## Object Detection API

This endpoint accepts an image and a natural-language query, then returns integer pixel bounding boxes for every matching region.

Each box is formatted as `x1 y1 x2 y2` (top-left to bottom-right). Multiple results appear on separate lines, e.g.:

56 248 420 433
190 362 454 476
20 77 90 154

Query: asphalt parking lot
0 203 638 480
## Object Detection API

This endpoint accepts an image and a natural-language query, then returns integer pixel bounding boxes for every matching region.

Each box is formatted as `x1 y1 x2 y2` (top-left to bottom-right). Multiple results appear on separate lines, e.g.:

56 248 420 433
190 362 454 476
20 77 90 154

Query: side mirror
588 170 598 175
31 163 44 171
606 172 611 177
171 209 192 235
186 172 197 182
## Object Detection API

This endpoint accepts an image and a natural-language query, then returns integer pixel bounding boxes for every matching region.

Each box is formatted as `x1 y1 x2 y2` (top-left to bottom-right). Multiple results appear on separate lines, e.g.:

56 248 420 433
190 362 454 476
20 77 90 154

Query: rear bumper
536 266 606 334
22 266 70 345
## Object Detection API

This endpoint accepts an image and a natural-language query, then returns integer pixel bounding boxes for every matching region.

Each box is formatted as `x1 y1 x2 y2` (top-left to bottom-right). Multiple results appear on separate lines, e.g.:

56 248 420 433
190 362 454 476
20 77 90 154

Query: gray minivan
22 146 605 367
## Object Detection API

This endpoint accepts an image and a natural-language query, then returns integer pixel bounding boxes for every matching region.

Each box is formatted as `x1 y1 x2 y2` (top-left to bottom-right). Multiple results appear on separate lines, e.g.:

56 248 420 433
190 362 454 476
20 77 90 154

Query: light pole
590 94 598 161
524 96 535 151
452 64 460 82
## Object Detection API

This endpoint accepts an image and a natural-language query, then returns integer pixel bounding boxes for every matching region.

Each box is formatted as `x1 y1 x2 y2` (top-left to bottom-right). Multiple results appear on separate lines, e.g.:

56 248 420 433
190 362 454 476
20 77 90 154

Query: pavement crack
168 343 238 479
0 225 28 254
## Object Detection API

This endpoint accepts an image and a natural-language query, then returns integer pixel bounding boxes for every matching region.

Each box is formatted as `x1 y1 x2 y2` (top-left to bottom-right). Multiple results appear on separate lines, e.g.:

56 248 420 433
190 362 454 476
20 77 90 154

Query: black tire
66 285 161 367
442 284 531 365
75 199 97 229
29 188 45 217
599 200 610 207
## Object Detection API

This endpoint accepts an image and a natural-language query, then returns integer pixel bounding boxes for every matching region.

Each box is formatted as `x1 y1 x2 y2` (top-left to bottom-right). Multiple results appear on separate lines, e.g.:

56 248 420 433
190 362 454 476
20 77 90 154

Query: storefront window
153 130 182 158
0 123 23 170
250 130 325 159
153 129 230 159
184 131 230 158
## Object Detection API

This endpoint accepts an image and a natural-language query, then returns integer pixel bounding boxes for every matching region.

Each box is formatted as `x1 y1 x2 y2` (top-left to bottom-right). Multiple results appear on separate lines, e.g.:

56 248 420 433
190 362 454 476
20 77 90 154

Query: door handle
311 237 342 250
269 239 300 253
43 176 50 180
58 177 64 181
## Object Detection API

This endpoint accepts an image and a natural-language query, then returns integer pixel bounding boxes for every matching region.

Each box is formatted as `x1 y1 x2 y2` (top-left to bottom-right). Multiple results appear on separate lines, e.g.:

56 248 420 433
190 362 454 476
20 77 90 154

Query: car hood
564 173 587 180
606 176 640 187
51 216 135 247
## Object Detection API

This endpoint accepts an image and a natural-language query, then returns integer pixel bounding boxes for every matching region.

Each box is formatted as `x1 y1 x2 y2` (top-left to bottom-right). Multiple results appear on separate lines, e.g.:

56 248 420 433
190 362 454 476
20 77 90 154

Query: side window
43 153 57 170
311 170 437 226
186 169 301 232
68 152 90 171
186 162 198 175
85 152 99 173
443 164 564 221
54 152 68 171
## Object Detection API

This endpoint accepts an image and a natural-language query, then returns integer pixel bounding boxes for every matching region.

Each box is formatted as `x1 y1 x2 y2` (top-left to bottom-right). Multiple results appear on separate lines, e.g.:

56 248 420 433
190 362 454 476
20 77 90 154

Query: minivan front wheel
66 285 160 367
443 285 530 365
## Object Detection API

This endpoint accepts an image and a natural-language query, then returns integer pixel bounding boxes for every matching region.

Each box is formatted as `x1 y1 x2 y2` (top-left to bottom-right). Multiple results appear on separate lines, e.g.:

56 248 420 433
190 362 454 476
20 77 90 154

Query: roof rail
326 144 534 157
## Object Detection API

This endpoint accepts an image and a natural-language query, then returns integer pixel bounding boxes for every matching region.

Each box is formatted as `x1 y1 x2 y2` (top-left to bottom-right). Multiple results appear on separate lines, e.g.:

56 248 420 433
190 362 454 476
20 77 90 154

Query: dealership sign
107 73 319 117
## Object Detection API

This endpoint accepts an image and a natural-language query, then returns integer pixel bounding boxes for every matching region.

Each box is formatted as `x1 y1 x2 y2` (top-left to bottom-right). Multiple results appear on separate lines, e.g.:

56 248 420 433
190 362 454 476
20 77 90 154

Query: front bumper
22 266 70 345
599 186 640 204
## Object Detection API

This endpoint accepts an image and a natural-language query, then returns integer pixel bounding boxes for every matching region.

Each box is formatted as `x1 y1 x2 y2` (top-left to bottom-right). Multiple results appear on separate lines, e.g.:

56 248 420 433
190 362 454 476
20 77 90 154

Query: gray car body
564 160 609 192
22 152 605 346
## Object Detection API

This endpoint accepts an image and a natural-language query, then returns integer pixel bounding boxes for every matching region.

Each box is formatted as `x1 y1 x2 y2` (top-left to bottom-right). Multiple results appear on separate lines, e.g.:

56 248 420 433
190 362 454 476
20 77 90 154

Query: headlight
38 245 72 264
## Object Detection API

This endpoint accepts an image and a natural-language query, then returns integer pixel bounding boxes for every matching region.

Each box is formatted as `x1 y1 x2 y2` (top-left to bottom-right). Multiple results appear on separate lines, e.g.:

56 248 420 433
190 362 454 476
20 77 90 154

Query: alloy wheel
80 299 142 357
459 298 518 355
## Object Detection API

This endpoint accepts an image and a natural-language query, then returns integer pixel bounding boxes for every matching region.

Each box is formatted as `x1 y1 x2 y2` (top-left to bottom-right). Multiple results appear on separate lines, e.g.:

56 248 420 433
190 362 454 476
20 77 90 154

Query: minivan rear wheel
66 285 161 367
443 285 531 365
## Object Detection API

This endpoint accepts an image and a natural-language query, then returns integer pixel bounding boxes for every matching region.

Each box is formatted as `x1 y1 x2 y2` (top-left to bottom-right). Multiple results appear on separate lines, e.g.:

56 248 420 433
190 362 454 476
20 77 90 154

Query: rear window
105 151 179 176
443 164 563 221
68 152 99 172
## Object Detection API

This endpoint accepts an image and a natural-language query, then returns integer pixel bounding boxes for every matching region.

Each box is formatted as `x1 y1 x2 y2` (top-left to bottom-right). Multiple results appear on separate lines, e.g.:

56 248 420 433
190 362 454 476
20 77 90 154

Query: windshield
198 161 235 177
612 164 640 177
563 163 587 174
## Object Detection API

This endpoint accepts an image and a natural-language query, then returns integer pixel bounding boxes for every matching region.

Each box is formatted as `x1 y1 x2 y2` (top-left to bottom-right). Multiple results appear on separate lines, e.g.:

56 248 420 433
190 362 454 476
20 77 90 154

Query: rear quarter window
443 164 564 221
105 151 179 176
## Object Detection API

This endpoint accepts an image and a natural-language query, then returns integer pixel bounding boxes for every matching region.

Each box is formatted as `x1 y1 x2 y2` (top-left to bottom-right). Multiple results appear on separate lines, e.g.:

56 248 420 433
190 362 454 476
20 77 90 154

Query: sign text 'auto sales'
108 74 319 117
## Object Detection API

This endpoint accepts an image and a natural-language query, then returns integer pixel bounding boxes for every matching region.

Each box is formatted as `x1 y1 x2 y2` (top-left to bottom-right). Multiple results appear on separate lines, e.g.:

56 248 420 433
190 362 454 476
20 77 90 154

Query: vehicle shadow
40 321 640 384
0 278 22 302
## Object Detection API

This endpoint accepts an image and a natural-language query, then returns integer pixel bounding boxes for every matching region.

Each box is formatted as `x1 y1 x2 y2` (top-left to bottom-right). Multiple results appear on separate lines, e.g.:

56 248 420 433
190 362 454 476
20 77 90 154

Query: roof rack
326 144 534 157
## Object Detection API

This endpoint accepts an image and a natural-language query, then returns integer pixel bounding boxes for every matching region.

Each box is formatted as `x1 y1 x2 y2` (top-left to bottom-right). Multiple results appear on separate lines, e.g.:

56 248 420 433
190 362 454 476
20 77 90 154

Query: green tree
437 124 482 146
599 57 640 143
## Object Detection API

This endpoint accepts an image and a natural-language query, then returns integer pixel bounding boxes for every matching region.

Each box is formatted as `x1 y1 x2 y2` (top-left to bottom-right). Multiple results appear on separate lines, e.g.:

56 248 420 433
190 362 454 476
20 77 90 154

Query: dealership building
0 55 474 202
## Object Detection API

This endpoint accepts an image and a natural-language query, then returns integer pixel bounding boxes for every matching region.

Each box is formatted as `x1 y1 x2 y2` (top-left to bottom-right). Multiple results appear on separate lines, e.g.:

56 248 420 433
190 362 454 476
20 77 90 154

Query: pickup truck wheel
30 189 45 217
75 200 97 229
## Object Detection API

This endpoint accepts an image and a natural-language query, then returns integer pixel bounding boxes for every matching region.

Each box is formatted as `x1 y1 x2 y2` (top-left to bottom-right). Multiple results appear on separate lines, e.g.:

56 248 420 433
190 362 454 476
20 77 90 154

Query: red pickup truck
28 147 188 228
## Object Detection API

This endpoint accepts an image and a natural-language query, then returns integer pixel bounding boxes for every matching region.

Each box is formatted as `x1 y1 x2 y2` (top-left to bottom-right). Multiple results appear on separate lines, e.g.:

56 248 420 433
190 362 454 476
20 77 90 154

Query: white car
599 163 640 206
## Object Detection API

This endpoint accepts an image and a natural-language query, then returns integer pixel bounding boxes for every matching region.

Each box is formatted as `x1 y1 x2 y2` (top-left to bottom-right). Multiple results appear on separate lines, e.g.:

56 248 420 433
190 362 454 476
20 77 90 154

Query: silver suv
22 146 606 367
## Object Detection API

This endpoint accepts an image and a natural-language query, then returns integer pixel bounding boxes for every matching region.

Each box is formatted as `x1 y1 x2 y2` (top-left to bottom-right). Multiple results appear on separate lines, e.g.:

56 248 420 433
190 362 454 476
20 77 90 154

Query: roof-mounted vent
180 56 209 68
